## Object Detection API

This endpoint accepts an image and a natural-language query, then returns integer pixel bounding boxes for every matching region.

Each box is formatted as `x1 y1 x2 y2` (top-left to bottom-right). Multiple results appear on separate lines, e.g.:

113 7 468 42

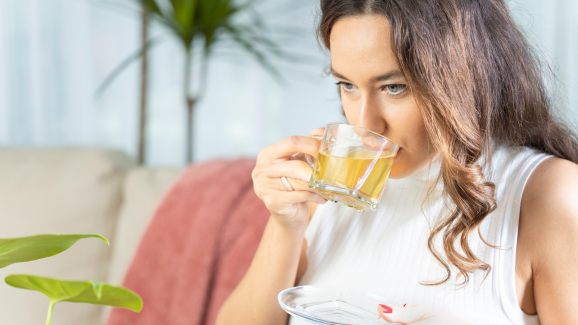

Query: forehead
329 15 399 78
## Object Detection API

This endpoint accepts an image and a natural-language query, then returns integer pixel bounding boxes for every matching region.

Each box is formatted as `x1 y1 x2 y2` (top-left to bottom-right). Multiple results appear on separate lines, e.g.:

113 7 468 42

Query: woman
216 0 578 324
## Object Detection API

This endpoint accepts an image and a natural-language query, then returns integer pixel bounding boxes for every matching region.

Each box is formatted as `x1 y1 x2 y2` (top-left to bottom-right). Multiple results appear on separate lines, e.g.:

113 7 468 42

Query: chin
388 148 411 179
388 166 413 179
388 149 439 179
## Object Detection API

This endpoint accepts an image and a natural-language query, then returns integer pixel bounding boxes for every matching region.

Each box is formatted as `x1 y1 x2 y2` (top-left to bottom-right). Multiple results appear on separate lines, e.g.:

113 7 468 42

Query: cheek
341 94 435 176
341 98 358 124
341 95 427 147
389 108 437 178
385 104 425 147
404 114 430 151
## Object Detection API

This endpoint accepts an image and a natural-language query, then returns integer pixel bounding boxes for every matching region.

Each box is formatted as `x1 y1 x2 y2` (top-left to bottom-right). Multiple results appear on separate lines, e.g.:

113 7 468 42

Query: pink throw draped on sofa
107 159 270 325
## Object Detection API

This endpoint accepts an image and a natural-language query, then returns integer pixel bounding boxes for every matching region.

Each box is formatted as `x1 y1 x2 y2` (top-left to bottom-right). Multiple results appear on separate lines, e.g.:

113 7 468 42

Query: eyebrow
331 68 404 83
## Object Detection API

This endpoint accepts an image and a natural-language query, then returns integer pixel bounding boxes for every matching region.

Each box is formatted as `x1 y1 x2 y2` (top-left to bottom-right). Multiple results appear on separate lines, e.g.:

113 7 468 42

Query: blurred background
0 1 576 324
0 0 576 167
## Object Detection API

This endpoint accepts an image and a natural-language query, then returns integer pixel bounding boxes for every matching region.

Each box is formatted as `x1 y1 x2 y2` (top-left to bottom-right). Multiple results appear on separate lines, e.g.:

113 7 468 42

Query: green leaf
177 0 197 33
142 0 163 16
5 275 143 312
0 234 108 269
90 281 104 300
165 0 197 44
123 0 290 98
223 24 285 83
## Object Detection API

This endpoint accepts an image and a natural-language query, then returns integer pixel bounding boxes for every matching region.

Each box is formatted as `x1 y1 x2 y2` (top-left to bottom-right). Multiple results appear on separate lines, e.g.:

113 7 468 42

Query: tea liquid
310 147 394 210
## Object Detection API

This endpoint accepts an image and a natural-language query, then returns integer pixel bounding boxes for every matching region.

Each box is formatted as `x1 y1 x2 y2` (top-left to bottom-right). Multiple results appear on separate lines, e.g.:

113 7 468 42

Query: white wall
0 0 576 166
509 0 578 126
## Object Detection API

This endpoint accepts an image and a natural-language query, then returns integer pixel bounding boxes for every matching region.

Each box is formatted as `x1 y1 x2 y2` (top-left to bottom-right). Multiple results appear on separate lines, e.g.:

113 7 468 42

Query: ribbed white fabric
289 146 551 325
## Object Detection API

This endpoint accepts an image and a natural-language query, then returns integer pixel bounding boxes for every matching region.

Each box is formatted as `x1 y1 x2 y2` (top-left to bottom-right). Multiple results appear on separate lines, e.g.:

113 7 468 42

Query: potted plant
1 234 142 325
98 0 286 163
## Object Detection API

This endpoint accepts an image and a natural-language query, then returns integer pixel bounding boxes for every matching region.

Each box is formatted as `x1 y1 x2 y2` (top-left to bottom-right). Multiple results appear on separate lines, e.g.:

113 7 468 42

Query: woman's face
330 15 436 178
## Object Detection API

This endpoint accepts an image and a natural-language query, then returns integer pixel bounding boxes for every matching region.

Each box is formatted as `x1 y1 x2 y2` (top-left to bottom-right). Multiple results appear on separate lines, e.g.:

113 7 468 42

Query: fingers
252 129 329 222
253 159 319 197
260 160 313 182
253 179 327 223
308 127 325 137
260 189 327 213
378 305 430 325
261 135 322 163
254 160 313 192
278 177 310 192
290 128 324 163
288 152 309 163
282 190 327 205
377 304 467 325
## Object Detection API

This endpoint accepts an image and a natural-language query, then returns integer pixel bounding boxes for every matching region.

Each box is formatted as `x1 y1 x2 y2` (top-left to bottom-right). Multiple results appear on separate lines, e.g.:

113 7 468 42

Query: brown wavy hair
318 0 578 285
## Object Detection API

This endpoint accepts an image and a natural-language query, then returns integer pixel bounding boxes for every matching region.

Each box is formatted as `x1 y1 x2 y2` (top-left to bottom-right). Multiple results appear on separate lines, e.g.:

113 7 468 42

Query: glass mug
305 123 399 211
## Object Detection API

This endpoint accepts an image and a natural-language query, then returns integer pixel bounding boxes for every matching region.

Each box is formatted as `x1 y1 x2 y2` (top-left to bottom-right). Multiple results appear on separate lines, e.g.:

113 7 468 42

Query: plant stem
198 50 210 98
184 49 196 163
138 5 149 165
46 301 55 325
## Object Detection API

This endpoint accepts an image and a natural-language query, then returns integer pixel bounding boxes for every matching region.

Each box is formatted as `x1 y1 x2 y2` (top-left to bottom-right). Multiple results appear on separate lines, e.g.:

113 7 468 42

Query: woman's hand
252 128 327 232
378 304 468 325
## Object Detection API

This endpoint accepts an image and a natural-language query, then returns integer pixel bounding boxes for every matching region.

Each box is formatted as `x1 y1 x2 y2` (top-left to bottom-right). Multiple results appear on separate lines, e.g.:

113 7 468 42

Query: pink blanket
107 159 270 325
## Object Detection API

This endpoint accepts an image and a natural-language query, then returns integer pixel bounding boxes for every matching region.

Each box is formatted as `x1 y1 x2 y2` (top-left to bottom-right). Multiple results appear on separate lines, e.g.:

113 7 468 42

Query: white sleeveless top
290 146 551 325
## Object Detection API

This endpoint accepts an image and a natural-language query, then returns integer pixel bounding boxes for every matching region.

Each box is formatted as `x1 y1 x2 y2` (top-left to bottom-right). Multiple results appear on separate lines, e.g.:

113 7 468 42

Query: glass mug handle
290 134 323 167
305 135 324 167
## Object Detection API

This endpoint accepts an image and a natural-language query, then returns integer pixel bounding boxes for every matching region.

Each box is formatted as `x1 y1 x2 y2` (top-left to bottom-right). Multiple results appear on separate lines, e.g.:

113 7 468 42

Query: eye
384 84 406 95
335 81 356 92
342 82 354 90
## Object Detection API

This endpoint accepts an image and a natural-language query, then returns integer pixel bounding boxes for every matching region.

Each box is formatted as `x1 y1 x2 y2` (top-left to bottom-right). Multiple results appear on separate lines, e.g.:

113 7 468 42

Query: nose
357 92 386 135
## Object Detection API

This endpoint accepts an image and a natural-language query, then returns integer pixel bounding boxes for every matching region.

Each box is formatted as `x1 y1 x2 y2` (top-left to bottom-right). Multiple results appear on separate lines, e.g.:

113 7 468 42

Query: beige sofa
0 148 184 325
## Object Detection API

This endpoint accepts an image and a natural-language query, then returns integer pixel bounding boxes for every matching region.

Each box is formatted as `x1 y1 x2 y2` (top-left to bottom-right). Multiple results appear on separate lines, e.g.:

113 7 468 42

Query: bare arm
519 158 578 323
216 132 324 325
215 217 305 325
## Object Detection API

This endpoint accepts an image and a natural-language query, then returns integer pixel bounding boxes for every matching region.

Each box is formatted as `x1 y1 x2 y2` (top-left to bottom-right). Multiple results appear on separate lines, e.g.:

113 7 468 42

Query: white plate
278 285 401 325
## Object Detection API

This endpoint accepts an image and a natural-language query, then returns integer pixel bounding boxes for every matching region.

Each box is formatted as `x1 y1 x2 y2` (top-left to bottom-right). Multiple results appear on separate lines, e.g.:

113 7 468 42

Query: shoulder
522 157 578 222
519 157 578 321
520 157 578 275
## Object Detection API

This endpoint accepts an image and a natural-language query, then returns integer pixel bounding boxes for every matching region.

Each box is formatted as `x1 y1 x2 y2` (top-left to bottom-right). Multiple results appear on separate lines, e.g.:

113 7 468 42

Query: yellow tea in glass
307 123 398 211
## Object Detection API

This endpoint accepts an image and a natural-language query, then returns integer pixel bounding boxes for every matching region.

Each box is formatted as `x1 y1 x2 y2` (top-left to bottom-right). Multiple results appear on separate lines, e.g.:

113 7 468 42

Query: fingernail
403 304 406 307
379 304 392 314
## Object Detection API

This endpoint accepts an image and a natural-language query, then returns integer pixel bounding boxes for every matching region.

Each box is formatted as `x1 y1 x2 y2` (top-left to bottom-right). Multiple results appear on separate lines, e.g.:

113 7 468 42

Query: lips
394 148 402 161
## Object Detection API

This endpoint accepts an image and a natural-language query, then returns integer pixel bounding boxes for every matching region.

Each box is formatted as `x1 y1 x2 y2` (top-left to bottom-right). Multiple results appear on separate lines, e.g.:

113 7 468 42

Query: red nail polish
379 304 392 314
403 304 407 307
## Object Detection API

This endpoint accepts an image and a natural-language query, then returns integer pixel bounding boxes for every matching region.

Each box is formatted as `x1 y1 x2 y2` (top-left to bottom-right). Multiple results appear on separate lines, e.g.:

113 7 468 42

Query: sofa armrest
0 147 133 325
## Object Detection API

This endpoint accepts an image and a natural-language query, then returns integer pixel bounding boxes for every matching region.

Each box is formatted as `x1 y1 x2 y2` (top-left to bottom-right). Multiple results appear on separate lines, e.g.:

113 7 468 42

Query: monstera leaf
6 275 142 325
0 234 108 269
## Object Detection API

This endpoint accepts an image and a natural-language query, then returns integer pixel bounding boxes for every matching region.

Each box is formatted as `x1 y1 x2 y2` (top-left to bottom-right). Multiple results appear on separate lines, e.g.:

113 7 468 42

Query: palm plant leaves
95 0 292 162
167 0 197 46
223 24 283 81
98 0 286 96
142 0 162 15
197 0 235 50
95 37 163 98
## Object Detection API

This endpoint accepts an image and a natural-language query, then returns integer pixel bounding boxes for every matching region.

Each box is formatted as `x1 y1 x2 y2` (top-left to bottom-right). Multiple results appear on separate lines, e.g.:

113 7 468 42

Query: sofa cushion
0 148 133 325
108 167 184 286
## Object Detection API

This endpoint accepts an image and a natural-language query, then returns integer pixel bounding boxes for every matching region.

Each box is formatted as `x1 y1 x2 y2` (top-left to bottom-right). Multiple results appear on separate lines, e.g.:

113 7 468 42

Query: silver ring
281 176 294 191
